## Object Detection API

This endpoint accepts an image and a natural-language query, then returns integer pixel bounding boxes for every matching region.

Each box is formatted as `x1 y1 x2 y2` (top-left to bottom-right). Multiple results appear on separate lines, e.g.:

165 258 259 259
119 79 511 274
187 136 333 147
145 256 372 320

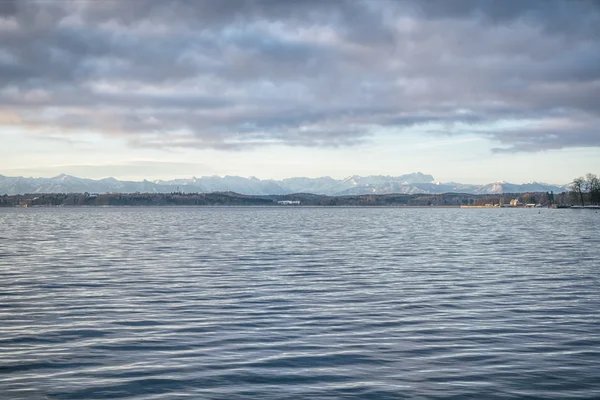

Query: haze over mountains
0 172 568 196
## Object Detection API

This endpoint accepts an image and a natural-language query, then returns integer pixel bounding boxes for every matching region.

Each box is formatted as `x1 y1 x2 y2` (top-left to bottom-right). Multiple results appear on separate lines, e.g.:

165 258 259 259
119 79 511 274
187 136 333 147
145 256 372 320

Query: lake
1 207 599 399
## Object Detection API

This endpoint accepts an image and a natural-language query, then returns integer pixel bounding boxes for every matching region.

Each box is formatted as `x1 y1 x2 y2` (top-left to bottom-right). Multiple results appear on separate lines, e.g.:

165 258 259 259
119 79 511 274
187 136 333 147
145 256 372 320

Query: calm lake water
1 207 599 399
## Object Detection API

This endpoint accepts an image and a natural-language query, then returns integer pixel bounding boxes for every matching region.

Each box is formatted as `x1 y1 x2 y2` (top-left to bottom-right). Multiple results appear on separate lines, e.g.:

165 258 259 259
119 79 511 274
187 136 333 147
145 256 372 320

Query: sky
1 0 599 184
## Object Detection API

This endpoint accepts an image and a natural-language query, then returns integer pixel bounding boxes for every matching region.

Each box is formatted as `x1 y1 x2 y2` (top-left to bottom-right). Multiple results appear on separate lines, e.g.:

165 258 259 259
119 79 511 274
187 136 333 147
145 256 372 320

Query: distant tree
521 193 537 204
572 177 586 206
586 173 600 205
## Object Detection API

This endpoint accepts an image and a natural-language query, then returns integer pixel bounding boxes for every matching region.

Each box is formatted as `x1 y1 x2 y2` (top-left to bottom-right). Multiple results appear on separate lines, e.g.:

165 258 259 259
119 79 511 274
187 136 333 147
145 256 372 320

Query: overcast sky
1 0 599 184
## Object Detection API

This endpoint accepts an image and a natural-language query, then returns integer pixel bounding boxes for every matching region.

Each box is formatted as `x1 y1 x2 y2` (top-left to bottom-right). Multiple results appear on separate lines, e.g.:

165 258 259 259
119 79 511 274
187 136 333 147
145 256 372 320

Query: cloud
489 113 600 152
0 0 599 151
4 160 215 179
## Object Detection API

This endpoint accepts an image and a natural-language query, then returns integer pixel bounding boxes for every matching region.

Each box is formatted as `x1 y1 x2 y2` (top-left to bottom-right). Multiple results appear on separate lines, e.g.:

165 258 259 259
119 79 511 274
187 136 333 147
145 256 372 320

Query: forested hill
1 191 565 208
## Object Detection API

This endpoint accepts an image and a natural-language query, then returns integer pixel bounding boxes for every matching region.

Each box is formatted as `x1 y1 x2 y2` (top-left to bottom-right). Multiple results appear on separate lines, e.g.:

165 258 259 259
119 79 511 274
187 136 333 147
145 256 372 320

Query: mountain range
0 172 568 196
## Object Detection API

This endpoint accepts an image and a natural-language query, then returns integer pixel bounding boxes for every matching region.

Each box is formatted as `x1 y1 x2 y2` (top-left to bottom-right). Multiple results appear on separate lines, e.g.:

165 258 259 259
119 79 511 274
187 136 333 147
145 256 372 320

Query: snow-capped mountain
0 173 568 196
473 181 567 194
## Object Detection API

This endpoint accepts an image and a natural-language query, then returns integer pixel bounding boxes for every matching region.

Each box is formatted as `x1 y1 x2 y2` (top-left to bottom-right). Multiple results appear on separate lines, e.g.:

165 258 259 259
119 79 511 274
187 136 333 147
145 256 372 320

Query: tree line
0 191 570 207
571 173 600 206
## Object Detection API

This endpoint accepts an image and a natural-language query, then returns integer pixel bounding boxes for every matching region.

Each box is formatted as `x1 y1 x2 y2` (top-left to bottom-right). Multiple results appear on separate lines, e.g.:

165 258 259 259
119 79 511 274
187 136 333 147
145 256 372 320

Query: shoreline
0 191 582 208
4 204 588 209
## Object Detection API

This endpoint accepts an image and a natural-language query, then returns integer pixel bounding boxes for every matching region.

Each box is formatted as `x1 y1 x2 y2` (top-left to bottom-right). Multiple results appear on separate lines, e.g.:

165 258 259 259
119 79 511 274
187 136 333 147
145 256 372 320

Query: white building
277 200 301 205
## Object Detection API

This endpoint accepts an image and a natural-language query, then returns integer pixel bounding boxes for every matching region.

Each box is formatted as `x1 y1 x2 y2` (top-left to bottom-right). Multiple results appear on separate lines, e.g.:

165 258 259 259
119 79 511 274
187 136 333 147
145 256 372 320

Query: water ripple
1 207 599 399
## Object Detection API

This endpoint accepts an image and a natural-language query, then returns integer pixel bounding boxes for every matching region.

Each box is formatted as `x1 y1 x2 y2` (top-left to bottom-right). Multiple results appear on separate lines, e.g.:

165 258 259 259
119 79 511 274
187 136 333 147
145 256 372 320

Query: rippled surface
1 207 599 399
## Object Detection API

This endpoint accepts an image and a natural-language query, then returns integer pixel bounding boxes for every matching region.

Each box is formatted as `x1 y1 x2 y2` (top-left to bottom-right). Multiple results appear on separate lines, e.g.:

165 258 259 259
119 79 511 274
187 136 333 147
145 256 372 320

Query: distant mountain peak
0 172 568 196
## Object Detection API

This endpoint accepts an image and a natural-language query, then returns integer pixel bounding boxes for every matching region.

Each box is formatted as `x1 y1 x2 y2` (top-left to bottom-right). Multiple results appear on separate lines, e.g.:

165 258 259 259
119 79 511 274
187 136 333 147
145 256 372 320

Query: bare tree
572 177 586 206
586 173 600 205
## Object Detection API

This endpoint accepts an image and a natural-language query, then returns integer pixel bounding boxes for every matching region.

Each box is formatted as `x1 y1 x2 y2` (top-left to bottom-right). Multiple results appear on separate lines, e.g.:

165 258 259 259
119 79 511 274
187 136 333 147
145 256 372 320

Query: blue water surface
0 207 599 399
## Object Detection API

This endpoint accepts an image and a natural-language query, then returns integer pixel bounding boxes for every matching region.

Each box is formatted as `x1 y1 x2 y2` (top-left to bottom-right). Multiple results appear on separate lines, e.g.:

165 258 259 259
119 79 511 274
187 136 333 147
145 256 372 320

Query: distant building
17 201 30 208
510 199 520 207
277 200 301 205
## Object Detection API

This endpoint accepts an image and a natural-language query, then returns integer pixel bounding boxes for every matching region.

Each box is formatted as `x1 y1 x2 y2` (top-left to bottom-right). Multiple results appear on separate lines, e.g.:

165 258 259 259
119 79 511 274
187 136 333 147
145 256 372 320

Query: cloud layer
1 0 599 151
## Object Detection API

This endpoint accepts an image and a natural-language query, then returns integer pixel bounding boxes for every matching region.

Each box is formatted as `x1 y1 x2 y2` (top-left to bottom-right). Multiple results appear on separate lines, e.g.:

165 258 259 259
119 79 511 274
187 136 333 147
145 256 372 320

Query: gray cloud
0 0 599 151
0 0 17 16
491 128 600 153
4 160 215 179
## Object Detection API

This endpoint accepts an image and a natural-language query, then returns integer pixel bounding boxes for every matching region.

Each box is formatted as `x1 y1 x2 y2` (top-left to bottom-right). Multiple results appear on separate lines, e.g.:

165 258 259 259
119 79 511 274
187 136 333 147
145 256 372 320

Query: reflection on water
1 207 599 399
